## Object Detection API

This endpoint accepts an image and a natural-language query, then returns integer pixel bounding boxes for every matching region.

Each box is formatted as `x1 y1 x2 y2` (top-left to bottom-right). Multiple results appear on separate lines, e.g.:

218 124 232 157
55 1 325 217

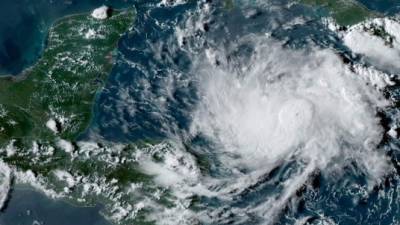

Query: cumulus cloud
191 36 388 172
106 2 395 224
331 17 400 74
184 36 390 223
134 35 392 225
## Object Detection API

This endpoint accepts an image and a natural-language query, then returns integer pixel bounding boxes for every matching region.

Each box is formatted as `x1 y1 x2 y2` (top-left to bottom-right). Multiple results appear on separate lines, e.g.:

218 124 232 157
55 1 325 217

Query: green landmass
300 0 375 26
0 8 180 224
0 4 155 206
0 9 134 142
0 9 134 172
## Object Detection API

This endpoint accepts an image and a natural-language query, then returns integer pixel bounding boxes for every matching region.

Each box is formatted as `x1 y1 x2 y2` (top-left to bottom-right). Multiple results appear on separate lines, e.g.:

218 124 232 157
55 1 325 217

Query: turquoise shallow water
1 0 400 225
0 186 110 225
0 1 137 223
1 0 395 74
0 0 136 75
358 0 400 15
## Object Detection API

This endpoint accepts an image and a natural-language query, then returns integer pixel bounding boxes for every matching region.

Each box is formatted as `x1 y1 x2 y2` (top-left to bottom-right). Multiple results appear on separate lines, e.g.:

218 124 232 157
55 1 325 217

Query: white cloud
91 6 109 20
57 139 74 153
336 18 400 74
46 118 58 133
0 161 11 210
146 37 392 224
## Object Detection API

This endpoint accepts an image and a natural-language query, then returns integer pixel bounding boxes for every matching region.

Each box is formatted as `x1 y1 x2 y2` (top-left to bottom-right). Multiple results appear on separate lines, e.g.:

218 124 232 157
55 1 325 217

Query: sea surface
0 0 136 75
0 186 110 225
1 0 400 225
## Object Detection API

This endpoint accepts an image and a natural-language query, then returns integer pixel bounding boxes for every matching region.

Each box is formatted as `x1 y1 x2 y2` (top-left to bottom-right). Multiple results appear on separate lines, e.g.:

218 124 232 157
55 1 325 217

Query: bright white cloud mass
191 36 388 173
2 2 399 225
135 34 394 224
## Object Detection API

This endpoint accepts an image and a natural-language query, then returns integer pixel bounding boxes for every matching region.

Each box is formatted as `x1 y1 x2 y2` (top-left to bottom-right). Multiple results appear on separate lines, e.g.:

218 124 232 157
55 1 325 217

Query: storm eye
278 98 314 134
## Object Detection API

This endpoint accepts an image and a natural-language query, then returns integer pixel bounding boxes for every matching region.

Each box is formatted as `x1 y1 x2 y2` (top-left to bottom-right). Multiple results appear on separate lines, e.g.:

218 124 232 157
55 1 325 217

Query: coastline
0 7 132 79
0 6 136 225
1 183 111 225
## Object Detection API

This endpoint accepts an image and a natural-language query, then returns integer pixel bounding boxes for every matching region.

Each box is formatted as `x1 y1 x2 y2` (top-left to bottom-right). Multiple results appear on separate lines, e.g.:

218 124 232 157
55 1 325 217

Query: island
0 6 159 225
0 7 134 172
301 0 374 26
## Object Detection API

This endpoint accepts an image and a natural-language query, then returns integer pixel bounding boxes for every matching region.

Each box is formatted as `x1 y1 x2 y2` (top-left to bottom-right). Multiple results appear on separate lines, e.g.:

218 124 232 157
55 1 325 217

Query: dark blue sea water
0 186 110 225
0 0 137 75
2 0 400 225
358 0 400 15
91 1 400 224
2 0 397 76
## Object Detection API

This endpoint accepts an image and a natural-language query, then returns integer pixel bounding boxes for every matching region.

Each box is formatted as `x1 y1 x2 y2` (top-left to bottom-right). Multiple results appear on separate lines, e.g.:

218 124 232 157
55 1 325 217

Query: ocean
1 0 400 225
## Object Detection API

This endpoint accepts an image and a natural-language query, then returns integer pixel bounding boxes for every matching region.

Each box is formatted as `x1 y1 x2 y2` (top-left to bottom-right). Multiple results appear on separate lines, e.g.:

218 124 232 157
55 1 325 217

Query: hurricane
2 0 400 225
106 1 399 224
